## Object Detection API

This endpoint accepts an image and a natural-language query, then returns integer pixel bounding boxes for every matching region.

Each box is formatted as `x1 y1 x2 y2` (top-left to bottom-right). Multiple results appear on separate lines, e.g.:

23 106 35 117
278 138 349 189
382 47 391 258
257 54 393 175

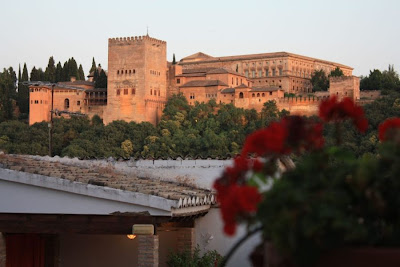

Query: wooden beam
0 213 171 235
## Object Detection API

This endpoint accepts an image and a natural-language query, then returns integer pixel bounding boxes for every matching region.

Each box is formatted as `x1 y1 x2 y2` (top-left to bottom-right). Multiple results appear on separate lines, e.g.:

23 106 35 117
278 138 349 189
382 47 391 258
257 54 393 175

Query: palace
29 35 363 125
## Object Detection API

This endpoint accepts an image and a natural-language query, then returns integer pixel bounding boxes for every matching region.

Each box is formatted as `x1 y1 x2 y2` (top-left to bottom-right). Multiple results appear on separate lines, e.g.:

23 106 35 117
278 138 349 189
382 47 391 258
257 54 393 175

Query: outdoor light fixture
126 234 136 240
132 224 155 235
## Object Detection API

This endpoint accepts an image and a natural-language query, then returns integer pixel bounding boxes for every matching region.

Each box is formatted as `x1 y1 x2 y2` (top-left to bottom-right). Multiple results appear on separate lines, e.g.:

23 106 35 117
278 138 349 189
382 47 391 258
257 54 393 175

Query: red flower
242 122 288 156
319 96 368 133
215 183 262 236
378 118 400 141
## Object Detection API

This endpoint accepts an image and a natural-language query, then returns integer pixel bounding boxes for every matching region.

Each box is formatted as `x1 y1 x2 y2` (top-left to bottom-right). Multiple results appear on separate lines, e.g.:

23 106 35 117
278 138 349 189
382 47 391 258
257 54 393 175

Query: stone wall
329 76 360 101
104 36 167 125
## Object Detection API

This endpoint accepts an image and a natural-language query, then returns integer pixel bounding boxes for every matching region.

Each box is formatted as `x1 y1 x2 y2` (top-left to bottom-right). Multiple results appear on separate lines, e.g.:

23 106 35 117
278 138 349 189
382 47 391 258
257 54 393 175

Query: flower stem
219 226 263 267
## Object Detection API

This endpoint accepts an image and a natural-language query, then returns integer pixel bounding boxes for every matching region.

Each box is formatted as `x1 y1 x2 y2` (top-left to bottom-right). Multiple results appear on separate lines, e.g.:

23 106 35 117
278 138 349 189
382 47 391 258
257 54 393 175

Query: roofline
179 51 353 70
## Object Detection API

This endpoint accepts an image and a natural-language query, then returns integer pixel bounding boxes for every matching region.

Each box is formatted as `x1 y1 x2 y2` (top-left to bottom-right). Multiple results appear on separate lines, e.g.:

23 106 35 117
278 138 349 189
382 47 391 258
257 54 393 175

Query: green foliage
172 53 176 65
90 57 97 73
78 64 85 81
166 246 222 267
44 56 56 82
0 68 17 121
360 65 400 91
329 67 344 77
95 69 107 88
17 63 29 114
311 69 329 92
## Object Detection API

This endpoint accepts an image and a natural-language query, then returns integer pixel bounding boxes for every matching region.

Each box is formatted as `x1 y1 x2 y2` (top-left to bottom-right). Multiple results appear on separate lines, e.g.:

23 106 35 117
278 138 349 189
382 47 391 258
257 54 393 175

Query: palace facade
29 35 361 125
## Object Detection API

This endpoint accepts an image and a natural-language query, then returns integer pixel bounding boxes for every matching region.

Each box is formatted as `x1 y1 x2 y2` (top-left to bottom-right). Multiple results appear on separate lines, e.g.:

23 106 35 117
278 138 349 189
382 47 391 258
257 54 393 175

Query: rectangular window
117 89 120 96
270 92 273 96
177 79 180 84
259 70 262 77
252 70 255 78
266 70 269 77
272 69 276 76
245 70 249 77
124 89 128 95
131 88 136 95
77 101 80 106
279 69 283 76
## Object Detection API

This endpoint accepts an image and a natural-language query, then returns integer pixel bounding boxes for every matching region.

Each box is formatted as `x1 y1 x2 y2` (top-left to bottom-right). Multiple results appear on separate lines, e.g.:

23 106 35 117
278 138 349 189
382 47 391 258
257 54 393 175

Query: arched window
262 93 265 97
64 99 70 109
257 93 260 97
252 93 255 97
117 70 119 75
150 89 152 95
239 92 244 99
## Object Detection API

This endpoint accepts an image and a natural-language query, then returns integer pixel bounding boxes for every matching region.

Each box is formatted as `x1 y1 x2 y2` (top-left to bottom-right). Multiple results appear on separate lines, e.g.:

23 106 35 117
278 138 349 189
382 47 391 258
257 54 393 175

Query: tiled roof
251 86 281 92
180 52 214 62
0 154 216 210
206 68 245 77
179 51 353 69
182 68 216 74
236 84 249 89
180 80 228 88
58 81 94 86
221 88 235 94
176 73 207 78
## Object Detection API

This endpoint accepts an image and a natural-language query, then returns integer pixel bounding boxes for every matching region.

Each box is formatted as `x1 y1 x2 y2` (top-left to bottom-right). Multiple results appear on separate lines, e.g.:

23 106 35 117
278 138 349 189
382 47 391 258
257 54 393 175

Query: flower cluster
319 96 368 132
378 118 400 142
214 96 370 236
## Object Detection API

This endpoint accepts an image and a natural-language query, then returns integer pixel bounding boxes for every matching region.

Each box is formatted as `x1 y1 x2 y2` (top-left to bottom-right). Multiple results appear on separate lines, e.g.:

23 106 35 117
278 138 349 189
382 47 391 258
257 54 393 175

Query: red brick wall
138 235 159 267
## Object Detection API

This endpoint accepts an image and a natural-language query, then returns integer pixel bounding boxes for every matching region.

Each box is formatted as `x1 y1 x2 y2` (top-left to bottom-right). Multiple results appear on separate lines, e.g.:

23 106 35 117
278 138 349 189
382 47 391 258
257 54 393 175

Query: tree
18 63 29 114
172 54 176 65
90 57 97 73
44 56 56 82
68 57 78 79
62 62 69 81
329 67 344 77
78 64 85 81
55 62 63 82
0 68 17 121
95 69 107 88
311 70 329 92
360 69 383 91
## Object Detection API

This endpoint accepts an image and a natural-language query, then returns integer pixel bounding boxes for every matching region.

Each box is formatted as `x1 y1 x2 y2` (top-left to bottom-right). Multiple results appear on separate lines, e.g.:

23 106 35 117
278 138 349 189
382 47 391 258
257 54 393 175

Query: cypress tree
62 61 69 81
90 57 96 73
18 64 21 84
68 57 78 79
95 69 107 88
44 56 56 82
30 66 38 81
18 63 30 114
172 54 176 65
78 64 85 81
38 68 45 81
55 62 62 82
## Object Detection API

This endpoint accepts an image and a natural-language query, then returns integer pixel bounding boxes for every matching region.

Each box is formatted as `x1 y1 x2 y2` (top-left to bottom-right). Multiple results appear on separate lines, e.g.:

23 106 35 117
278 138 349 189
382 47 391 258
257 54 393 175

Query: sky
1 0 399 77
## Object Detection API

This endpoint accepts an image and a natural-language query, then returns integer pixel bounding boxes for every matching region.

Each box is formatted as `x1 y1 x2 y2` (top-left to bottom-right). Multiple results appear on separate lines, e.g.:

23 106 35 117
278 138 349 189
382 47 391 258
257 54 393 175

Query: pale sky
1 0 399 77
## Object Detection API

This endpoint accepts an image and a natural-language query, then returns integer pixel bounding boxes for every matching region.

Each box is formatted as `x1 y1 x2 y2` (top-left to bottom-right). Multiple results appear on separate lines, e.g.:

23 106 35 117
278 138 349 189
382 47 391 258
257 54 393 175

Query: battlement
108 35 166 46
329 75 358 82
277 96 327 104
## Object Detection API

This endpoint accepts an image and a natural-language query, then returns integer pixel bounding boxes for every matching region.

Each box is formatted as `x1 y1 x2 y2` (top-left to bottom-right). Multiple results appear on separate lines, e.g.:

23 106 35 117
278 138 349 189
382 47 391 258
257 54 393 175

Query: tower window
64 99 70 109
133 69 136 74
77 101 80 106
117 70 119 75
132 88 136 95
124 89 128 95
117 89 120 95
239 92 244 99
150 89 152 95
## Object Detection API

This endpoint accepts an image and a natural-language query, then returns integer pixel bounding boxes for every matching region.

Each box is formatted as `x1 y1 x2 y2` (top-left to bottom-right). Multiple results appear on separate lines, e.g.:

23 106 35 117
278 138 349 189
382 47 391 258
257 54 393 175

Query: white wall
195 208 262 267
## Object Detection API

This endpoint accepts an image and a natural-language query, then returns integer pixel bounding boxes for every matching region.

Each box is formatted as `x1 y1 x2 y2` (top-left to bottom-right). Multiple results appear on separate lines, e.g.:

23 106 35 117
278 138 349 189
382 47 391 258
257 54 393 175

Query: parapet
277 96 327 104
108 35 167 46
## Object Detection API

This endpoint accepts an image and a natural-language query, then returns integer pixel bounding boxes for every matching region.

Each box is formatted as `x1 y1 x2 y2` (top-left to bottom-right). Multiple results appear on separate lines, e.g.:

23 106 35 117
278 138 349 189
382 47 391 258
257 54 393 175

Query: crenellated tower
104 35 167 125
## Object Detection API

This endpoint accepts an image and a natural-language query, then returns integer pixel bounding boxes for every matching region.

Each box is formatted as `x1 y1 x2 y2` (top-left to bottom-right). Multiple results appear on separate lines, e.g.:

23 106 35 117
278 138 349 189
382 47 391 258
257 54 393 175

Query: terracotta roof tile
0 154 215 207
180 80 228 88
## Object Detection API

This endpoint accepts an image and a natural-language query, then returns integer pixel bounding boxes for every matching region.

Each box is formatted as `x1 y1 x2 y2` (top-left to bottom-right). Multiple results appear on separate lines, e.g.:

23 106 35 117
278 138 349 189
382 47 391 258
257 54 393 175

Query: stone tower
104 35 167 125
